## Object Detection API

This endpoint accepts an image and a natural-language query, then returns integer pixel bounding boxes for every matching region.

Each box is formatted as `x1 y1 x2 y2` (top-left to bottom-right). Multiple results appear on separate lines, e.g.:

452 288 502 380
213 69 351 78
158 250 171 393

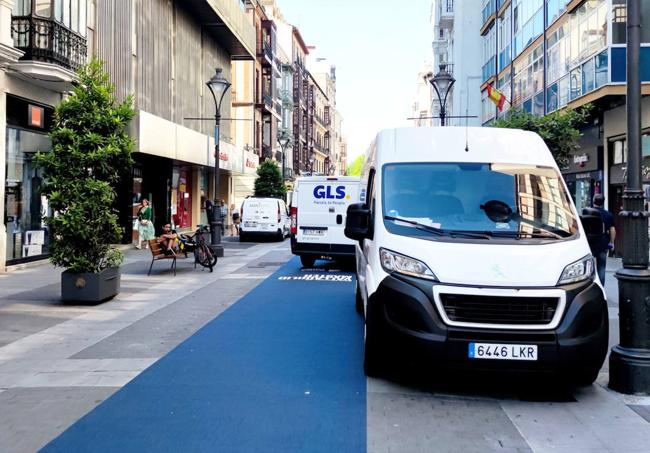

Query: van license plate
303 229 325 237
468 343 537 361
244 221 257 227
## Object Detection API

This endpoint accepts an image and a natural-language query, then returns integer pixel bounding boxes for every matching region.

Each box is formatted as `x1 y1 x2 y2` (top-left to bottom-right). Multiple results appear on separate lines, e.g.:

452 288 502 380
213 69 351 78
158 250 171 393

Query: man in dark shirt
592 194 616 284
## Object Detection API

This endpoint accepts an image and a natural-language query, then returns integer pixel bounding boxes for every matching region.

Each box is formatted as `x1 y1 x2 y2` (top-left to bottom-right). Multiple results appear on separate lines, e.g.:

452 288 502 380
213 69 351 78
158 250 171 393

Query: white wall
449 0 482 127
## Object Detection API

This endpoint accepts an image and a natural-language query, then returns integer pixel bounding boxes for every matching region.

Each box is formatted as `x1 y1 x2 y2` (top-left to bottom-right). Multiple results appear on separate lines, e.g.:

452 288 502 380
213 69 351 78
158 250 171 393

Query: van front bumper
368 274 609 375
290 235 355 258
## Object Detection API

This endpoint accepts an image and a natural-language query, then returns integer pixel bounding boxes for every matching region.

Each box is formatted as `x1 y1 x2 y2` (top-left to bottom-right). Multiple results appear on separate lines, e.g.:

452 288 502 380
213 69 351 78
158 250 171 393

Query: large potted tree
37 59 135 303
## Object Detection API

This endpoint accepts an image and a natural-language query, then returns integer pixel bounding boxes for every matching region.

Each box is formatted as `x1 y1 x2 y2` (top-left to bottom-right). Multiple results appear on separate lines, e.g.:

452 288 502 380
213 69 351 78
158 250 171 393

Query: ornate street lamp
278 132 292 181
206 68 231 257
429 64 455 126
608 0 650 394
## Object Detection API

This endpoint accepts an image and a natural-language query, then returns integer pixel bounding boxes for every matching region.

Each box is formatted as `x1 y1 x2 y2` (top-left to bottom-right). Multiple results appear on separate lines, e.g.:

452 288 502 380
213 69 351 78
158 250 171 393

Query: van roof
294 176 361 183
373 127 557 169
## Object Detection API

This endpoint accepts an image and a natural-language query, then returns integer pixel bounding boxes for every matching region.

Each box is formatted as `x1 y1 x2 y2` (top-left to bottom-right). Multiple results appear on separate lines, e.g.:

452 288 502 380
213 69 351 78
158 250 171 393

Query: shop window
4 128 53 263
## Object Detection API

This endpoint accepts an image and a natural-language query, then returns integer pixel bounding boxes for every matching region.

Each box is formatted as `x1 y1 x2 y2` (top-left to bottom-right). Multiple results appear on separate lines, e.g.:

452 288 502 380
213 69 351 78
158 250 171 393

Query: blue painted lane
41 258 366 452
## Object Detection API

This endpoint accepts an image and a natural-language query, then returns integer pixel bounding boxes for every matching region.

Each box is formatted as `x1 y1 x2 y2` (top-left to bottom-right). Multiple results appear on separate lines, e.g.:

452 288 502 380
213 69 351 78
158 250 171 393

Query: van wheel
239 232 247 242
355 282 364 316
276 229 284 241
300 255 316 268
364 305 386 377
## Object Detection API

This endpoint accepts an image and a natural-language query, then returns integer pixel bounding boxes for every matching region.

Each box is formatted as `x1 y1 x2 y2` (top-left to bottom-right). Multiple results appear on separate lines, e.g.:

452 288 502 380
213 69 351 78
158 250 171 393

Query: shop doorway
172 168 192 230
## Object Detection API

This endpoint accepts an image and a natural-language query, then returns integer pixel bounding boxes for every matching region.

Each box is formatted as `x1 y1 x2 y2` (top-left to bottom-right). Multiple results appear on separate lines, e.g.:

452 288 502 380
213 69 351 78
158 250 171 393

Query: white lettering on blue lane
278 274 353 282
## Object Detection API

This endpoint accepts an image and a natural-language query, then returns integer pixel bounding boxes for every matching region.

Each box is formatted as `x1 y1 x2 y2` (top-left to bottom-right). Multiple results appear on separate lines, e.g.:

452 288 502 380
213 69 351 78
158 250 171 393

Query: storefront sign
28 105 45 128
610 159 650 185
573 153 589 167
244 150 259 174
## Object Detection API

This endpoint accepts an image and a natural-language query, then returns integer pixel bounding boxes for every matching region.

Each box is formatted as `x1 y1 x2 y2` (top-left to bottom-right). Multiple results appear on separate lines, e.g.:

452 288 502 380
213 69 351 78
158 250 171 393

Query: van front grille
440 294 559 325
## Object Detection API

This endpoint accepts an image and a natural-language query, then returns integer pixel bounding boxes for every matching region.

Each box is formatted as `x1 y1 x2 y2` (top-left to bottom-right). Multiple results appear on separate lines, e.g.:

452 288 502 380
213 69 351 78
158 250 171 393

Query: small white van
290 176 362 267
345 127 608 385
239 197 290 241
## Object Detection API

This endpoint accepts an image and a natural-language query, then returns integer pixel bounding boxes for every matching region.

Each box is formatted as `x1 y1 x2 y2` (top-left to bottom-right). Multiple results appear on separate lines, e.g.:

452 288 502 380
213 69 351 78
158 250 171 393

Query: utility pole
609 0 650 394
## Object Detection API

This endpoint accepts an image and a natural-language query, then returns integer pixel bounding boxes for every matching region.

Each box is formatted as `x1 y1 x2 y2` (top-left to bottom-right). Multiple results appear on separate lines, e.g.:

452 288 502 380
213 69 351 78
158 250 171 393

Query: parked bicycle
178 225 217 272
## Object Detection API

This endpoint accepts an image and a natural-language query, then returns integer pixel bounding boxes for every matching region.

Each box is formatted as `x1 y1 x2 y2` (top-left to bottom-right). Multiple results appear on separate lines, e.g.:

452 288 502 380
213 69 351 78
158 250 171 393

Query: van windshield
382 163 579 240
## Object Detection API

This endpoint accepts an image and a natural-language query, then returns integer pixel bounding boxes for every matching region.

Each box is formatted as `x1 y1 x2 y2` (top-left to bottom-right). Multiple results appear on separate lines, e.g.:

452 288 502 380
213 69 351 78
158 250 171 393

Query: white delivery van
291 176 362 267
239 197 290 241
345 127 608 385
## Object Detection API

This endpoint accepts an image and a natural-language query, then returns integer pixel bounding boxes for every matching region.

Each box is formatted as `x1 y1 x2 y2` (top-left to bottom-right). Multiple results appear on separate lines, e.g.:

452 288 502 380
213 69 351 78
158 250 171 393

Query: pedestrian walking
231 203 240 236
586 194 616 284
136 199 155 249
220 200 228 236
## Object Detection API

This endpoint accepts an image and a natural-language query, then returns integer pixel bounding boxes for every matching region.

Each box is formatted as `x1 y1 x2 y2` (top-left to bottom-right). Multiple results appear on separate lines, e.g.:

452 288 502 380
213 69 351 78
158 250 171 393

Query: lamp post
609 0 650 394
429 64 455 126
278 132 292 181
206 68 231 257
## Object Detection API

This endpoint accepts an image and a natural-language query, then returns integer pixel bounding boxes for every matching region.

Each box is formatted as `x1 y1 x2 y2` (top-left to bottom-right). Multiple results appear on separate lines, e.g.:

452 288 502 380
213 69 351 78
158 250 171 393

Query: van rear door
244 199 279 231
296 179 360 247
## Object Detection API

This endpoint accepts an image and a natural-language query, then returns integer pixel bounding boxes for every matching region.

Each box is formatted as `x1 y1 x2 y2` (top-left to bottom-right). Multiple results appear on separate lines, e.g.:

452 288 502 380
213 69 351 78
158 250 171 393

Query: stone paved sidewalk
0 238 293 453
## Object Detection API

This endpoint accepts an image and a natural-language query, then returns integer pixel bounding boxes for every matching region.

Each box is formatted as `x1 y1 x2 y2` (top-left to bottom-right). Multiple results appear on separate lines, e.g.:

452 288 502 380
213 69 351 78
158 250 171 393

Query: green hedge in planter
37 59 135 274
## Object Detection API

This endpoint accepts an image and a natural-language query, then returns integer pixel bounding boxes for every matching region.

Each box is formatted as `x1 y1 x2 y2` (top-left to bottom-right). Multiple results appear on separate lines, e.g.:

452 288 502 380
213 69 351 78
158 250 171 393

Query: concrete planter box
61 267 120 303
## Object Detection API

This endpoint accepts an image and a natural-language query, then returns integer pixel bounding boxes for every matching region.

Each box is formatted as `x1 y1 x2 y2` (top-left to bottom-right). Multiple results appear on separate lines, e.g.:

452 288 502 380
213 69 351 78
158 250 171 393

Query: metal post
440 107 446 127
609 0 650 394
210 115 224 257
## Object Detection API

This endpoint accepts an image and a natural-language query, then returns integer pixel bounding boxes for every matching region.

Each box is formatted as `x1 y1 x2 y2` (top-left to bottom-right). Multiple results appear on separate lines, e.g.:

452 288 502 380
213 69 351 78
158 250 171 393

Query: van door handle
336 214 343 225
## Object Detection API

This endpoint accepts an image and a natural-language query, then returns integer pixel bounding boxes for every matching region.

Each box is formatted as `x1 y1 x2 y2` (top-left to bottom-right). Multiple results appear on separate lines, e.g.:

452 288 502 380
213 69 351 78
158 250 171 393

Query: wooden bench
147 240 183 276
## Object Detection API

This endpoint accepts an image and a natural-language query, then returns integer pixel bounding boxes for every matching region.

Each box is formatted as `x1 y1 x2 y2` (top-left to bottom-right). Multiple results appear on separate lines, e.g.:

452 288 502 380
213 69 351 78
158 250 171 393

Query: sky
277 0 433 164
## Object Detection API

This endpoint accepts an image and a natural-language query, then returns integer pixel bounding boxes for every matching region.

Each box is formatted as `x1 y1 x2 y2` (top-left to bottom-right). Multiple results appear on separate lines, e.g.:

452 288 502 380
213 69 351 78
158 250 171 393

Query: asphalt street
1 240 649 452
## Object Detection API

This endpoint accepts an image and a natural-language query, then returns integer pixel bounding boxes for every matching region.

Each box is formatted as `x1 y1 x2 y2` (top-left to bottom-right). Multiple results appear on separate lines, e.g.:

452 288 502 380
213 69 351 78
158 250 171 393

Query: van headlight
380 248 437 281
558 255 595 285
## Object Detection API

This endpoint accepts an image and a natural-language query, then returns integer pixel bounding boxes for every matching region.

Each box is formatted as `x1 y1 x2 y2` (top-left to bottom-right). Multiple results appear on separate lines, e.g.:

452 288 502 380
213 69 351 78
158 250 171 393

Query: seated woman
157 224 179 255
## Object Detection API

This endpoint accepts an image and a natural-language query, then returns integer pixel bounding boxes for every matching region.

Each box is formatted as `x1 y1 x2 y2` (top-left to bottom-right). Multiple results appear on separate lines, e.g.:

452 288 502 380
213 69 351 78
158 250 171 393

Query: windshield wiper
384 216 491 239
475 230 565 239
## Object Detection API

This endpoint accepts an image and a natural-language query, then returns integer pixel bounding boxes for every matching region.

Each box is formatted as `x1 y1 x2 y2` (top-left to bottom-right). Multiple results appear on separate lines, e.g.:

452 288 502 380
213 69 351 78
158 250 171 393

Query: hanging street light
429 64 456 127
205 68 231 257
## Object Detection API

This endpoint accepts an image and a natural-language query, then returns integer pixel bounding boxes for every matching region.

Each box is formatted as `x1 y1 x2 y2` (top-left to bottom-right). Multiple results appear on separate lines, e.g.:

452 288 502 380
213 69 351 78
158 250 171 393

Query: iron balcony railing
11 16 87 71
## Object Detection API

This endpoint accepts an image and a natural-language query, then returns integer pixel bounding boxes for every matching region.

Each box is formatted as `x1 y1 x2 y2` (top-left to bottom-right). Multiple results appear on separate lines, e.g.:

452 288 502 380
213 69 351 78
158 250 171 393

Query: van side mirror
345 203 370 241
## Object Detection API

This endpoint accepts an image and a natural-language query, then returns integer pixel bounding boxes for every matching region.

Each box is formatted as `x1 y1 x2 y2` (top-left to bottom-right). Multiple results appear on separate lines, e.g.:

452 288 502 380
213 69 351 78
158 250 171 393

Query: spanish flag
487 83 507 112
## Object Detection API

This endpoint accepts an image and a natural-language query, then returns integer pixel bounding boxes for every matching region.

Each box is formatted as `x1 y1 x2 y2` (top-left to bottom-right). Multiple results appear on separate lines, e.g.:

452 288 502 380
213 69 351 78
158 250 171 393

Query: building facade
411 61 434 127
1 0 257 271
430 0 483 126
480 0 650 252
1 0 86 270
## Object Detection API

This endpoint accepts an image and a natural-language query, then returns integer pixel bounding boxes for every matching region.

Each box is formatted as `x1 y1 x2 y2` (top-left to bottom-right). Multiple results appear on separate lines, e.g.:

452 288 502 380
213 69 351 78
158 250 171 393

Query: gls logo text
313 185 347 199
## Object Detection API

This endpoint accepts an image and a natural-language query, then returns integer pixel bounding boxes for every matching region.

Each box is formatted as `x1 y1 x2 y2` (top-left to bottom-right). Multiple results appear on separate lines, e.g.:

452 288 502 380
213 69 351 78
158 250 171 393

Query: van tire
300 256 316 268
364 305 386 377
239 232 247 242
276 229 284 241
355 282 364 316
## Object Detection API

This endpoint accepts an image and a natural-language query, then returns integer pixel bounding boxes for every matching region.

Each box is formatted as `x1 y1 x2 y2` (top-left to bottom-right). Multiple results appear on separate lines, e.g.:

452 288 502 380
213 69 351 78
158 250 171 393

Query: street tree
347 154 364 176
37 58 135 275
492 105 592 169
254 159 286 198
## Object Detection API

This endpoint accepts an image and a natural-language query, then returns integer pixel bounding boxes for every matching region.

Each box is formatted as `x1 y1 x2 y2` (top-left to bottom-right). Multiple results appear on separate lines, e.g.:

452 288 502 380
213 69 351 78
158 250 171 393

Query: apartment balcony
439 0 454 29
11 16 87 70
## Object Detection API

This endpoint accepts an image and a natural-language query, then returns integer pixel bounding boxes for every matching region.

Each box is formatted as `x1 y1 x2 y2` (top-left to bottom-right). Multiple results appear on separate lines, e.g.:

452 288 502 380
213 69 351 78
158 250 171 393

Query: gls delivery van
345 127 608 385
291 176 362 267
